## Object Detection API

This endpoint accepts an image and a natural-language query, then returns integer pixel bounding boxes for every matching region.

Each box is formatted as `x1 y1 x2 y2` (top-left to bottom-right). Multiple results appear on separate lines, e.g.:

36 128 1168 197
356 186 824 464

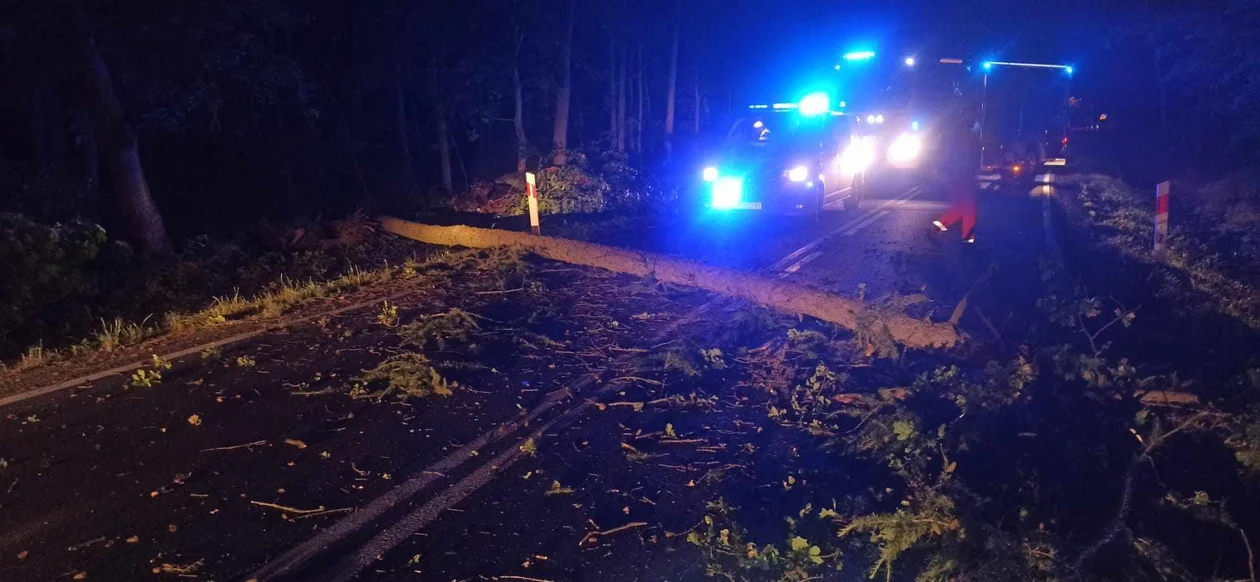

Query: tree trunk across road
377 217 961 349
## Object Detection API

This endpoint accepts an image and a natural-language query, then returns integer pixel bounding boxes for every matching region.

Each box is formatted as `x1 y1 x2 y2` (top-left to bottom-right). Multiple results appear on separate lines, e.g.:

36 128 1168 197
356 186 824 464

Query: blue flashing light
772 103 799 110
839 100 846 108
1065 66 1074 75
983 61 993 71
843 51 876 61
702 166 718 182
911 120 921 131
833 64 841 71
798 93 830 116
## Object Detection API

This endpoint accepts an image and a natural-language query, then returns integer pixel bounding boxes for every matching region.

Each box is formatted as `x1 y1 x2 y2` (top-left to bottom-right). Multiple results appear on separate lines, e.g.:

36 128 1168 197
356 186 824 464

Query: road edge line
0 289 417 409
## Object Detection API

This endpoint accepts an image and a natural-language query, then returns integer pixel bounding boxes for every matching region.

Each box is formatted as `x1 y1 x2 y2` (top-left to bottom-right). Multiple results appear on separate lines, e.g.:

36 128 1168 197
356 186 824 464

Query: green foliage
354 354 453 400
839 491 961 581
0 214 112 357
1226 418 1260 474
700 348 726 370
398 308 482 350
376 301 400 327
512 163 611 215
786 328 830 361
130 368 162 388
688 499 840 581
129 355 171 388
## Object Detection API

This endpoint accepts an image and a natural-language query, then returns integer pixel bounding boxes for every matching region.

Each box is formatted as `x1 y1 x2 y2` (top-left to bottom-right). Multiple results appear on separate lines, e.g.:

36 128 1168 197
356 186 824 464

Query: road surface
0 174 1059 582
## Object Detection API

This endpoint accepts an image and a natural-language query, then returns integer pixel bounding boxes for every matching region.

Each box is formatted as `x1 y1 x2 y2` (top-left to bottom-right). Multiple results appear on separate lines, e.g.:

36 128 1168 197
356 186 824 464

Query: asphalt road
0 173 1058 582
321 175 1058 582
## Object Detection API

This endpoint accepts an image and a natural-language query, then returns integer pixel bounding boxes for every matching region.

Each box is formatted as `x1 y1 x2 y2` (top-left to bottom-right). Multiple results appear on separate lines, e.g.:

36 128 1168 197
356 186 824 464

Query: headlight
837 137 876 175
786 166 809 182
887 133 922 165
711 177 743 209
702 166 718 182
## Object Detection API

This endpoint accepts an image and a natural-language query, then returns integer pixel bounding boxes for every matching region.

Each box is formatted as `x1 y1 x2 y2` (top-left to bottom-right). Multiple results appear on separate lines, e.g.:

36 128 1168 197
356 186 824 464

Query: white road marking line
843 209 892 236
777 251 824 278
770 186 922 272
253 190 927 581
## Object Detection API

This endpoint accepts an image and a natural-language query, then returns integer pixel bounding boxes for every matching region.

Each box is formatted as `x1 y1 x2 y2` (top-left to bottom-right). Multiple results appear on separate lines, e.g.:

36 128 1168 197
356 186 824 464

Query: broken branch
249 501 327 514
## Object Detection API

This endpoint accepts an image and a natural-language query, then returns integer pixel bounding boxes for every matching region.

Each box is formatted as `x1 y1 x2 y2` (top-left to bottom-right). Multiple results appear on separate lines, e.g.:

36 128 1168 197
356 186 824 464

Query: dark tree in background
2 0 1259 251
551 0 576 166
69 6 170 255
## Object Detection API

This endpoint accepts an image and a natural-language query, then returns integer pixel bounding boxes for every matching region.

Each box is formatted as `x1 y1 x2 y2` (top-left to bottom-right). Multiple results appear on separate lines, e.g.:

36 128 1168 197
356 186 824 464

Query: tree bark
608 34 617 145
551 0 576 166
635 44 644 154
664 0 681 145
390 4 413 191
513 34 528 173
427 26 453 194
71 7 170 254
616 45 627 152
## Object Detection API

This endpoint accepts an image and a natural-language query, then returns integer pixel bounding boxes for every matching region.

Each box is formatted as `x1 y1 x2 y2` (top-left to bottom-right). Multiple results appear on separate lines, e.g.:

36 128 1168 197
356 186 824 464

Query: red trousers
936 179 976 239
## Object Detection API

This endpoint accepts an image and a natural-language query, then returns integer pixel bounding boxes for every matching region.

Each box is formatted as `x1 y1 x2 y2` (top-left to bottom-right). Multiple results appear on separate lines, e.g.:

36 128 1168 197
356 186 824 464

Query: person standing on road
933 113 979 243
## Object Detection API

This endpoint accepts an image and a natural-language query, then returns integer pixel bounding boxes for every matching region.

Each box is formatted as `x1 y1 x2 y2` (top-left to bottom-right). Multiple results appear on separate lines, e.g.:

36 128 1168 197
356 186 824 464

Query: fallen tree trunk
378 217 960 349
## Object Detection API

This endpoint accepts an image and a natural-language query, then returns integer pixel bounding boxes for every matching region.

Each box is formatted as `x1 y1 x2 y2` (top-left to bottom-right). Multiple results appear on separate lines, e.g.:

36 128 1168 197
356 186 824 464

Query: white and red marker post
1154 181 1170 259
525 172 541 235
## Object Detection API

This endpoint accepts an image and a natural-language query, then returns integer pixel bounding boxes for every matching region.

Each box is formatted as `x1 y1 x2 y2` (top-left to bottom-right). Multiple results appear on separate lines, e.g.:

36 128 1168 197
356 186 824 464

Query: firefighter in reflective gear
933 113 979 243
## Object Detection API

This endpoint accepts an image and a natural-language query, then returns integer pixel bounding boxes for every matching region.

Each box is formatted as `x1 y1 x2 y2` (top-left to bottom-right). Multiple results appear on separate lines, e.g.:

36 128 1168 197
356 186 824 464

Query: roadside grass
1057 173 1260 329
0 248 499 376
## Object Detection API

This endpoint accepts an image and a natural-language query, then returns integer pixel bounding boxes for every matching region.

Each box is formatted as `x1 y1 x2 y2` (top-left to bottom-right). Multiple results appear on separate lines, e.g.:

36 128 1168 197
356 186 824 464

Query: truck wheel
847 173 867 212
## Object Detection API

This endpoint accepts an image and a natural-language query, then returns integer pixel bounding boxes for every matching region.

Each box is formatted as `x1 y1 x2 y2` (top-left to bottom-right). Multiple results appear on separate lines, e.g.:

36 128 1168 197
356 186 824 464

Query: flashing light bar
985 61 1074 72
939 58 964 64
772 103 799 110
748 104 769 109
843 51 876 61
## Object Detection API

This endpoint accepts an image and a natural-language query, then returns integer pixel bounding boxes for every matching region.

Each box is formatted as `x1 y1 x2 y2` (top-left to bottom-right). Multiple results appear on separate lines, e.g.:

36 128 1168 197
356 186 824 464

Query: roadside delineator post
525 172 540 235
1154 181 1170 260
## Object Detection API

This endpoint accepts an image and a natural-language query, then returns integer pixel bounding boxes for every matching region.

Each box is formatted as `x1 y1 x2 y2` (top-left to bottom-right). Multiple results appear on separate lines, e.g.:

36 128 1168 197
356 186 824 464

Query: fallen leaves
284 439 308 449
545 481 574 496
187 414 202 427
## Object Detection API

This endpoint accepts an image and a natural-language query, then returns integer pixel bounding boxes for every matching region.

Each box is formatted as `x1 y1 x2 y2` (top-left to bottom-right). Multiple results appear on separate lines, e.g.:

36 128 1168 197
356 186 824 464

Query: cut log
378 217 959 349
